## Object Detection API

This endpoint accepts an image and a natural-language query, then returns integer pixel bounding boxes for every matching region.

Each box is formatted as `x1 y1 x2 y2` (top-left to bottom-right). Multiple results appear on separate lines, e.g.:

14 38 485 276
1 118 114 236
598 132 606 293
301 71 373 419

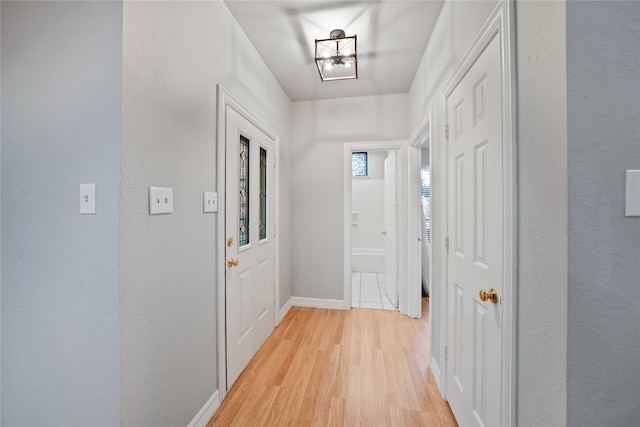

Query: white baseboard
430 357 444 396
290 296 346 310
278 296 293 324
187 390 220 427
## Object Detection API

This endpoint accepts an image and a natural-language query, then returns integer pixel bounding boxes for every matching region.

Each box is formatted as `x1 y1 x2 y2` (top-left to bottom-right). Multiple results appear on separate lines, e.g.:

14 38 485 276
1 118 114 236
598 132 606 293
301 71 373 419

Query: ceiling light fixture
315 29 358 82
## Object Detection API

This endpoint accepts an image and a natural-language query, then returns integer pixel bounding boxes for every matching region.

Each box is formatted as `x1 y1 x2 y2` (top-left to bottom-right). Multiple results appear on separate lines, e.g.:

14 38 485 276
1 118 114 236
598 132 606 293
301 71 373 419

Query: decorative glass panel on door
239 135 250 246
259 147 267 240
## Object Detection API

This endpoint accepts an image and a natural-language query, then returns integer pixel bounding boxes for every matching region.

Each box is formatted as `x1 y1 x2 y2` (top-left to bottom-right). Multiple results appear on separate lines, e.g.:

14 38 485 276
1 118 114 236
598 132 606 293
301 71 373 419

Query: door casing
383 151 399 307
216 85 280 400
408 107 435 371
436 1 517 424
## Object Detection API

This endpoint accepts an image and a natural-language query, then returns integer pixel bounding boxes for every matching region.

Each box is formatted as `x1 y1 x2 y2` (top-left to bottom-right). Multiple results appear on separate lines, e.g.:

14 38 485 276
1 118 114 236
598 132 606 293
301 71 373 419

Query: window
239 135 250 246
352 152 368 177
421 166 431 243
259 147 267 240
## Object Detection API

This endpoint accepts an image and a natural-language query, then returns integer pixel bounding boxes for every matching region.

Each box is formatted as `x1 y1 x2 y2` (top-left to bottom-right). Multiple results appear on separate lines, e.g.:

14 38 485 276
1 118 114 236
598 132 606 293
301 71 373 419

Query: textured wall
1 2 122 425
515 1 568 424
566 1 640 425
120 2 291 425
291 94 408 300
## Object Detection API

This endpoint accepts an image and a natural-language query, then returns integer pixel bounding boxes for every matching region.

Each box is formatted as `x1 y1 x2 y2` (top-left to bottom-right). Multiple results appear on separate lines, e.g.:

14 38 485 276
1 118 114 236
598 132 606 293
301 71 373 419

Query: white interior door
384 152 398 307
445 34 503 427
225 105 275 389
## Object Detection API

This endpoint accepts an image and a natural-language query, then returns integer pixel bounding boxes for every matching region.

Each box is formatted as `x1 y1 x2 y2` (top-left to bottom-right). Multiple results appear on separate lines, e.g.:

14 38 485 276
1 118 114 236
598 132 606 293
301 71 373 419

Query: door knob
382 231 387 235
479 288 498 304
227 258 239 268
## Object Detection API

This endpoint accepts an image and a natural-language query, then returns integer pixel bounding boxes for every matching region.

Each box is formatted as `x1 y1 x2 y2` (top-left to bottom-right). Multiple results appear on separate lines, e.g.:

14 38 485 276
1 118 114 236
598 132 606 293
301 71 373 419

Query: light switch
149 187 173 214
80 183 96 215
204 192 218 213
625 170 640 217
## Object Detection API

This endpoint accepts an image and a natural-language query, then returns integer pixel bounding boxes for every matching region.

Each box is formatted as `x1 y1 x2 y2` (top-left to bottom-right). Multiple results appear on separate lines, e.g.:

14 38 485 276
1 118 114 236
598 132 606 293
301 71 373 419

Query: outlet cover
80 183 96 215
149 187 173 214
625 170 640 217
204 192 218 213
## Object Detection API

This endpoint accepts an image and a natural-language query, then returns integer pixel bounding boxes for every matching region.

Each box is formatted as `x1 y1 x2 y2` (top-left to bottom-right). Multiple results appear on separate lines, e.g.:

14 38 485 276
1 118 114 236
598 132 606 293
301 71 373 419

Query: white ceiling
225 0 444 102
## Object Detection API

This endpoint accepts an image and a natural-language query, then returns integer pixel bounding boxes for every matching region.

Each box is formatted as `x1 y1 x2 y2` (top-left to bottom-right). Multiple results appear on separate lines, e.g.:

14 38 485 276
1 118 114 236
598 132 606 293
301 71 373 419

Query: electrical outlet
80 183 96 215
626 170 640 217
204 192 218 213
149 187 173 214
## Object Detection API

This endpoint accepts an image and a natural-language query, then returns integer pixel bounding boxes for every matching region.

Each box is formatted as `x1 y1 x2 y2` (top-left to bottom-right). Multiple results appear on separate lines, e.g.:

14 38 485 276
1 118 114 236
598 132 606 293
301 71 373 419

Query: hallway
2 1 637 424
208 298 456 426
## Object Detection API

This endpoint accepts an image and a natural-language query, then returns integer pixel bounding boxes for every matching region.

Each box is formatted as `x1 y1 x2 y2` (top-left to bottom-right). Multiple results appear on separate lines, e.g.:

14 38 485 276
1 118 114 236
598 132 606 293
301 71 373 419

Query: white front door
384 152 398 307
446 34 503 426
225 105 275 389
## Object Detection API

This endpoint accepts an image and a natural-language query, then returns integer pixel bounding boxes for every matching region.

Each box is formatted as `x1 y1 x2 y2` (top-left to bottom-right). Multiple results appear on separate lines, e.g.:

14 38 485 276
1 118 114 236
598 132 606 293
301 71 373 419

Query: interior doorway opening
418 134 432 299
343 140 421 318
350 149 401 311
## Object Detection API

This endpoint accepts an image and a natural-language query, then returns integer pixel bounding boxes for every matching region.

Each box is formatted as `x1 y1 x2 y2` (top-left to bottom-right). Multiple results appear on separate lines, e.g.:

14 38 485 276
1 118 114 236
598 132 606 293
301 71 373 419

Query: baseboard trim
278 297 293 324
187 390 220 427
430 357 444 396
290 296 346 310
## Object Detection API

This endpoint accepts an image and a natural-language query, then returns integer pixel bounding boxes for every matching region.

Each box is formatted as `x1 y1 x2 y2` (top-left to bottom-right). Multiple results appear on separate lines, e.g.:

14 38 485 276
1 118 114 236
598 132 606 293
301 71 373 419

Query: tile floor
351 272 397 310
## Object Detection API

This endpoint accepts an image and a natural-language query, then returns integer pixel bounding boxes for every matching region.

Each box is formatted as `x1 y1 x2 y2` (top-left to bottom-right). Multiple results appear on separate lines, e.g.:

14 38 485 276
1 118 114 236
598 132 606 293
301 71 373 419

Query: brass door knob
479 288 498 304
227 258 239 268
382 231 387 235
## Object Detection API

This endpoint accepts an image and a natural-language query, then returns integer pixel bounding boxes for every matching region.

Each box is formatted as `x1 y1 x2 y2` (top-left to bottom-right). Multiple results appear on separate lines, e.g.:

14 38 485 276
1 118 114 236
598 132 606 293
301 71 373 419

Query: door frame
439 1 516 425
216 85 280 400
408 106 434 328
343 140 421 318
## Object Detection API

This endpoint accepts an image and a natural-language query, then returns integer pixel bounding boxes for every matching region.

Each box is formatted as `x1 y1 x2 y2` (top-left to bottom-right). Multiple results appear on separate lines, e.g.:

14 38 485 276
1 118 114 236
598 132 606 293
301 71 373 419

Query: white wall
120 2 291 425
352 151 386 251
566 2 640 425
1 2 122 425
515 1 568 424
408 0 498 392
291 94 407 300
421 148 430 166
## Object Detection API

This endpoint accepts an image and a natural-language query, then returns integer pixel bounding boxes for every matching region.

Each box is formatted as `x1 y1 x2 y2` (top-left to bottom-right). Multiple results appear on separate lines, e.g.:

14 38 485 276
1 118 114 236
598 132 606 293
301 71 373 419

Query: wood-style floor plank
208 298 457 427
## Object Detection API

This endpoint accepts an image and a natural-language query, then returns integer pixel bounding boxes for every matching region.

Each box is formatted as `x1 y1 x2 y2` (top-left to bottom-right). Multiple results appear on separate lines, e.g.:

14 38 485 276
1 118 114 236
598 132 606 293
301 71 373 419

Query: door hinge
445 346 448 361
445 236 450 251
445 124 449 140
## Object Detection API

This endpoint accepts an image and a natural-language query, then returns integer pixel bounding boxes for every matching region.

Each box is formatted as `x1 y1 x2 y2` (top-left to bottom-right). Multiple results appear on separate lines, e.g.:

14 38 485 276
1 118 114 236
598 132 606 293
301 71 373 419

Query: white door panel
446 34 503 427
225 106 275 389
384 152 398 307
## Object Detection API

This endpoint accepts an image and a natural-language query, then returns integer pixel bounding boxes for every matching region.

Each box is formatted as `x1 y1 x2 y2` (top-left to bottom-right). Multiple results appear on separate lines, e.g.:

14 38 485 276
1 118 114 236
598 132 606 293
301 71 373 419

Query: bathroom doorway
350 149 400 310
343 140 415 316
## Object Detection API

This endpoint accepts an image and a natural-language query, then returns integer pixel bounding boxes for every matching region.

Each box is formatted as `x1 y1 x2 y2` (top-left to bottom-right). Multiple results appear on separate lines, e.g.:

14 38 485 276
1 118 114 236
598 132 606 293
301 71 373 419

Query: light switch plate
204 192 218 213
149 187 173 214
625 170 640 217
80 183 96 215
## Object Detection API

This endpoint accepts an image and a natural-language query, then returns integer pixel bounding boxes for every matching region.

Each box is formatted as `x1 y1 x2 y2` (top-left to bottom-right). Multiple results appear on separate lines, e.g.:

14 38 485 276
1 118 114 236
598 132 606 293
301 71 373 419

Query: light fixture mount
315 29 358 82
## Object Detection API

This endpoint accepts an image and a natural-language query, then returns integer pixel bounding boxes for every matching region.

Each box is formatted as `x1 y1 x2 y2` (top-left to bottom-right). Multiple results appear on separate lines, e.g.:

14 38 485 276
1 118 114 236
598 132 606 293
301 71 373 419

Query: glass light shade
315 33 357 81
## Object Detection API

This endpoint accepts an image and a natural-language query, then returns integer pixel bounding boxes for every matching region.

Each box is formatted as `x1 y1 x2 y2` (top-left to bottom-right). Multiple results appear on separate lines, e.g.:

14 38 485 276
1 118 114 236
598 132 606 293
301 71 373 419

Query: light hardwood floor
208 297 457 426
